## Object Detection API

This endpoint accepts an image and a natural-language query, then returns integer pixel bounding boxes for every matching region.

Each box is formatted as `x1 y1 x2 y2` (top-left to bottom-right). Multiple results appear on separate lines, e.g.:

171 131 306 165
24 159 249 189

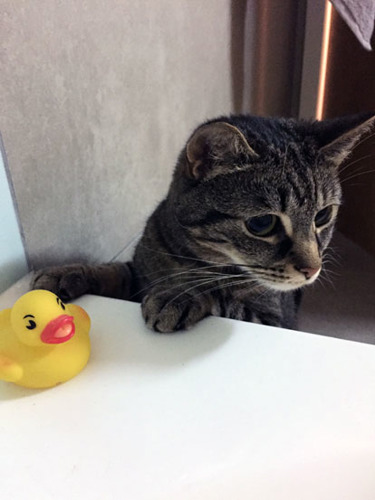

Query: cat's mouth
254 267 321 291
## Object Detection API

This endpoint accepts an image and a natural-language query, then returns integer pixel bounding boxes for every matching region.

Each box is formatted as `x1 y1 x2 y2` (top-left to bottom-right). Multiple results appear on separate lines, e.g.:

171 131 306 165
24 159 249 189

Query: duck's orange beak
40 315 75 344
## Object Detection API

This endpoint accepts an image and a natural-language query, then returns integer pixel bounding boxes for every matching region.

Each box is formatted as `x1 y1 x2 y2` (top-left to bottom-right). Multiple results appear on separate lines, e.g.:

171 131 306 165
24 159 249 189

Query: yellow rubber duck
0 290 91 389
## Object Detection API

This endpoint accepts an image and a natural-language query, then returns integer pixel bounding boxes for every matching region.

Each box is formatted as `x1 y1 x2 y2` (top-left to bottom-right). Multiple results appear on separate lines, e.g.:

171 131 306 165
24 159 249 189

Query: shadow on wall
0 258 28 294
0 138 28 292
231 0 247 113
236 0 307 117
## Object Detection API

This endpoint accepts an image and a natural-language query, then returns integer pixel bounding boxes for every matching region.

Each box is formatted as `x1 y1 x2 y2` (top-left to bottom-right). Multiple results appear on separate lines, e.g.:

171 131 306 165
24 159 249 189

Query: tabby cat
32 112 375 332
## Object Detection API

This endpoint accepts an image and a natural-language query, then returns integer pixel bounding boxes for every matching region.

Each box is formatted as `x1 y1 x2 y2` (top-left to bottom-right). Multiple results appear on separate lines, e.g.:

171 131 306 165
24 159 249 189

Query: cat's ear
185 122 258 180
315 112 375 167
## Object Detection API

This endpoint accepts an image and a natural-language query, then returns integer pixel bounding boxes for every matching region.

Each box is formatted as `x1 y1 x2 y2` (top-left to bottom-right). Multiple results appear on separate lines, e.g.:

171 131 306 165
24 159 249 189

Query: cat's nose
295 266 321 279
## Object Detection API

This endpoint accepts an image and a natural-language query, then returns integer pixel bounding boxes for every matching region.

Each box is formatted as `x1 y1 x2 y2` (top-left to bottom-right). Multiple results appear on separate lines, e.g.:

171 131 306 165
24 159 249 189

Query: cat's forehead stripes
277 187 289 212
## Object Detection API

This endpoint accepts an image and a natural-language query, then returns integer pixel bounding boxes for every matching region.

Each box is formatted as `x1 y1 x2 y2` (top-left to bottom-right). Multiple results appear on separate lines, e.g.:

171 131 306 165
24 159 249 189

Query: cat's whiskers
321 257 340 271
131 264 251 299
351 130 375 153
141 276 221 305
206 278 263 299
137 242 266 271
323 271 339 283
322 261 340 274
323 247 342 262
339 153 375 176
325 244 341 257
249 285 274 305
182 277 264 306
164 276 230 298
322 255 340 269
321 254 342 277
234 280 272 302
340 165 372 184
139 239 336 304
132 271 221 299
316 271 336 290
140 263 236 280
142 262 272 309
163 274 257 310
317 252 338 282
321 254 340 281
132 243 277 300
164 266 292 305
321 266 339 281
136 242 229 267
340 168 375 185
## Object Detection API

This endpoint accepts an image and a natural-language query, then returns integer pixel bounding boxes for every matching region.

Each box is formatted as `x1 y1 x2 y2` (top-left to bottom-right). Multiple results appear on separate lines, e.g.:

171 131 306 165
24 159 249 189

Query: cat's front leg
31 262 133 301
142 286 213 333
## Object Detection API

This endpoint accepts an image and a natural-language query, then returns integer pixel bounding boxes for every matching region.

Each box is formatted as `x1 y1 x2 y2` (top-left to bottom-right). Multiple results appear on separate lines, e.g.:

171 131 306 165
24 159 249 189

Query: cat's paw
141 288 209 333
31 264 90 302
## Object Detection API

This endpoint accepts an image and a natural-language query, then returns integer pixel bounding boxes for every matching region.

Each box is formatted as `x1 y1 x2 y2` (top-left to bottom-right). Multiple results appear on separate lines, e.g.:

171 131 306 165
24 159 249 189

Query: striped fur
32 113 375 332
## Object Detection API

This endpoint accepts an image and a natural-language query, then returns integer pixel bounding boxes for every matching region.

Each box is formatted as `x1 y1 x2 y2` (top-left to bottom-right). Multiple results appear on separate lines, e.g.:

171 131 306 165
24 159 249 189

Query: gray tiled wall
1 0 237 269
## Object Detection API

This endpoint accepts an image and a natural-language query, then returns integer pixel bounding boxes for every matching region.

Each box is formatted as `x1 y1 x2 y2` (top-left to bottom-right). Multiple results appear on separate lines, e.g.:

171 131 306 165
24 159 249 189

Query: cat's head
171 113 375 291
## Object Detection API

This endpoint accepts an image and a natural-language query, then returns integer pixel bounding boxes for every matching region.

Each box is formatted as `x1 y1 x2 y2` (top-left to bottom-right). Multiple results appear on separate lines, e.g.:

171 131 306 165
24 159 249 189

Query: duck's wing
69 304 91 334
0 308 10 324
0 355 23 382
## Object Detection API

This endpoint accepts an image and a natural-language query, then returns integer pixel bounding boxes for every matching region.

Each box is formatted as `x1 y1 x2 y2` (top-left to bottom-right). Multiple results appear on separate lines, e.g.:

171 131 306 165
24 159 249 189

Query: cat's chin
260 277 318 292
266 282 305 292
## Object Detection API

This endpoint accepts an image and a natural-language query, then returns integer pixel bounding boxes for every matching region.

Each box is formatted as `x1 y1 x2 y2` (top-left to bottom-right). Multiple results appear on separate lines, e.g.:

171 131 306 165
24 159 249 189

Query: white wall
1 0 235 269
0 140 28 293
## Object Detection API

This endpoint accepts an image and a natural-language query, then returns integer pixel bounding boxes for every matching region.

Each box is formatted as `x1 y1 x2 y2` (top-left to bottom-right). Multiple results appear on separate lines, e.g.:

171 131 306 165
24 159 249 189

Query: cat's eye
246 214 279 237
315 206 333 228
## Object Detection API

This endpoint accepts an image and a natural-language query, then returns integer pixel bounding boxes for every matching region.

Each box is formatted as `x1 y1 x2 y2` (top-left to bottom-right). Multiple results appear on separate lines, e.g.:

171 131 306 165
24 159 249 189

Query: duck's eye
315 206 333 228
23 314 36 330
246 214 279 237
56 297 66 310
